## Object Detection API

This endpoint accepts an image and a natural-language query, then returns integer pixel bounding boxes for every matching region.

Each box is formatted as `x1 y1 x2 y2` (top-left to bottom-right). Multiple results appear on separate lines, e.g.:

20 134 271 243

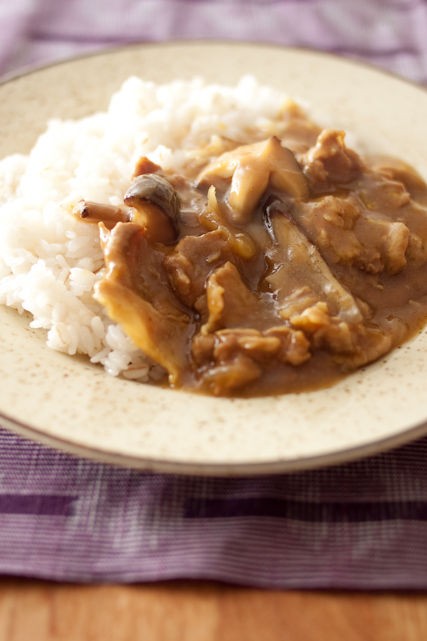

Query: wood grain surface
0 581 426 641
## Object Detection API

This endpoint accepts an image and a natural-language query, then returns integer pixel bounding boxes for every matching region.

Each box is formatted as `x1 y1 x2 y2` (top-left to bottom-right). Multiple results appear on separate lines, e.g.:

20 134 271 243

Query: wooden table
0 581 426 640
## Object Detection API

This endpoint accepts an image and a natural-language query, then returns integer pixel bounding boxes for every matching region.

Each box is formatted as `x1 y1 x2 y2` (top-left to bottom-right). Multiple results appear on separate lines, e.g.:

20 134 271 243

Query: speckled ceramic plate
1 42 427 475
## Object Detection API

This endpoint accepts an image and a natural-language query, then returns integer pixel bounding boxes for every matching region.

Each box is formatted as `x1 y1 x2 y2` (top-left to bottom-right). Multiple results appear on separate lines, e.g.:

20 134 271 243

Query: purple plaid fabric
1 0 427 82
2 427 427 588
1 0 427 587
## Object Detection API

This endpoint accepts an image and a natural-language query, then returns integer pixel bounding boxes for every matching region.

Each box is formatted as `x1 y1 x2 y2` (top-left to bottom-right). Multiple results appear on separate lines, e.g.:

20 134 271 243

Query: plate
1 42 427 475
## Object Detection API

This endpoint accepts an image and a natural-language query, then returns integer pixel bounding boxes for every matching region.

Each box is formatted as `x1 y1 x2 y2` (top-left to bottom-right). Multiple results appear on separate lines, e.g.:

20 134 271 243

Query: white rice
0 75 296 379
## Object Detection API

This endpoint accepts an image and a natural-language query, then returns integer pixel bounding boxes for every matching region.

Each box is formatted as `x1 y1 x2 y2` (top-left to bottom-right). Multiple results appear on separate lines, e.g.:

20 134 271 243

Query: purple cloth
2 427 427 588
1 1 427 587
1 0 427 82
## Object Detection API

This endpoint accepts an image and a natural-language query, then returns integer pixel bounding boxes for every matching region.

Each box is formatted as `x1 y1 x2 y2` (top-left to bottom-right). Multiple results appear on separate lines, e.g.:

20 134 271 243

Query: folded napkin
1 426 427 588
1 0 426 83
1 0 427 588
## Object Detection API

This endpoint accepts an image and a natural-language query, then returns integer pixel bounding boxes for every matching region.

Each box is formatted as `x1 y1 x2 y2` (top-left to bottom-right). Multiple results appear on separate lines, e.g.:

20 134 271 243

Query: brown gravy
75 106 427 396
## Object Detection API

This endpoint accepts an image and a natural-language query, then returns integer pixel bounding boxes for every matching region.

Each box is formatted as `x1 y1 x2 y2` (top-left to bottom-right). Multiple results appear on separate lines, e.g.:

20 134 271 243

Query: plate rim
1 40 427 475
2 39 427 97
1 406 427 475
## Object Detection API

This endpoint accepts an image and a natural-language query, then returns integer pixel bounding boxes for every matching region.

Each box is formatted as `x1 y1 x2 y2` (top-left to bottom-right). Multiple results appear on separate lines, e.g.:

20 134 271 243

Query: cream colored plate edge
1 42 427 475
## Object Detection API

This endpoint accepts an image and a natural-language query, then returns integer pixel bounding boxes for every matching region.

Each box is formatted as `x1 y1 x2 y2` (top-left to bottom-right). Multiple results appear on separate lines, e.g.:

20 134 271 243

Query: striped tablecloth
0 0 427 587
1 0 426 83
1 427 427 588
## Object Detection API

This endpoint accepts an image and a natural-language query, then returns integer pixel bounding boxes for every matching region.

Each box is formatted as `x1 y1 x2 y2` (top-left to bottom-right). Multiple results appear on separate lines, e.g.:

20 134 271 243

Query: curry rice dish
1 77 427 396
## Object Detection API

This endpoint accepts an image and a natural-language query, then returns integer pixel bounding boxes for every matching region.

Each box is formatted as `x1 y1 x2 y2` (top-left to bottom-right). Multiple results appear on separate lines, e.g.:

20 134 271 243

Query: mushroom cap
198 137 308 224
124 174 181 223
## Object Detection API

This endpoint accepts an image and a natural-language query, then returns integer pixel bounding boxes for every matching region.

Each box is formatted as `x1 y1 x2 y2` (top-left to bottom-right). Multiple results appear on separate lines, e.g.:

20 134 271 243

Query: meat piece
303 130 362 192
382 221 410 274
199 353 262 396
288 298 403 366
295 195 363 265
407 229 427 266
273 286 321 320
295 194 410 274
265 205 363 323
198 137 308 223
359 177 410 210
95 223 192 384
335 326 393 369
263 209 405 360
133 156 161 177
290 301 358 354
275 101 322 153
164 229 235 308
202 262 259 333
189 258 312 394
194 330 279 377
202 262 277 333
192 324 310 394
353 215 409 275
191 333 216 366
263 326 311 365
193 325 310 370
288 299 392 361
184 135 243 175
369 156 427 195
290 301 332 334
214 329 280 361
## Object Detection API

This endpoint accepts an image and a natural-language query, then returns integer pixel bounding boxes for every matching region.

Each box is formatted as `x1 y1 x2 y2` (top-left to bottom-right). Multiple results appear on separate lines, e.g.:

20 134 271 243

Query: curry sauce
74 106 427 396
